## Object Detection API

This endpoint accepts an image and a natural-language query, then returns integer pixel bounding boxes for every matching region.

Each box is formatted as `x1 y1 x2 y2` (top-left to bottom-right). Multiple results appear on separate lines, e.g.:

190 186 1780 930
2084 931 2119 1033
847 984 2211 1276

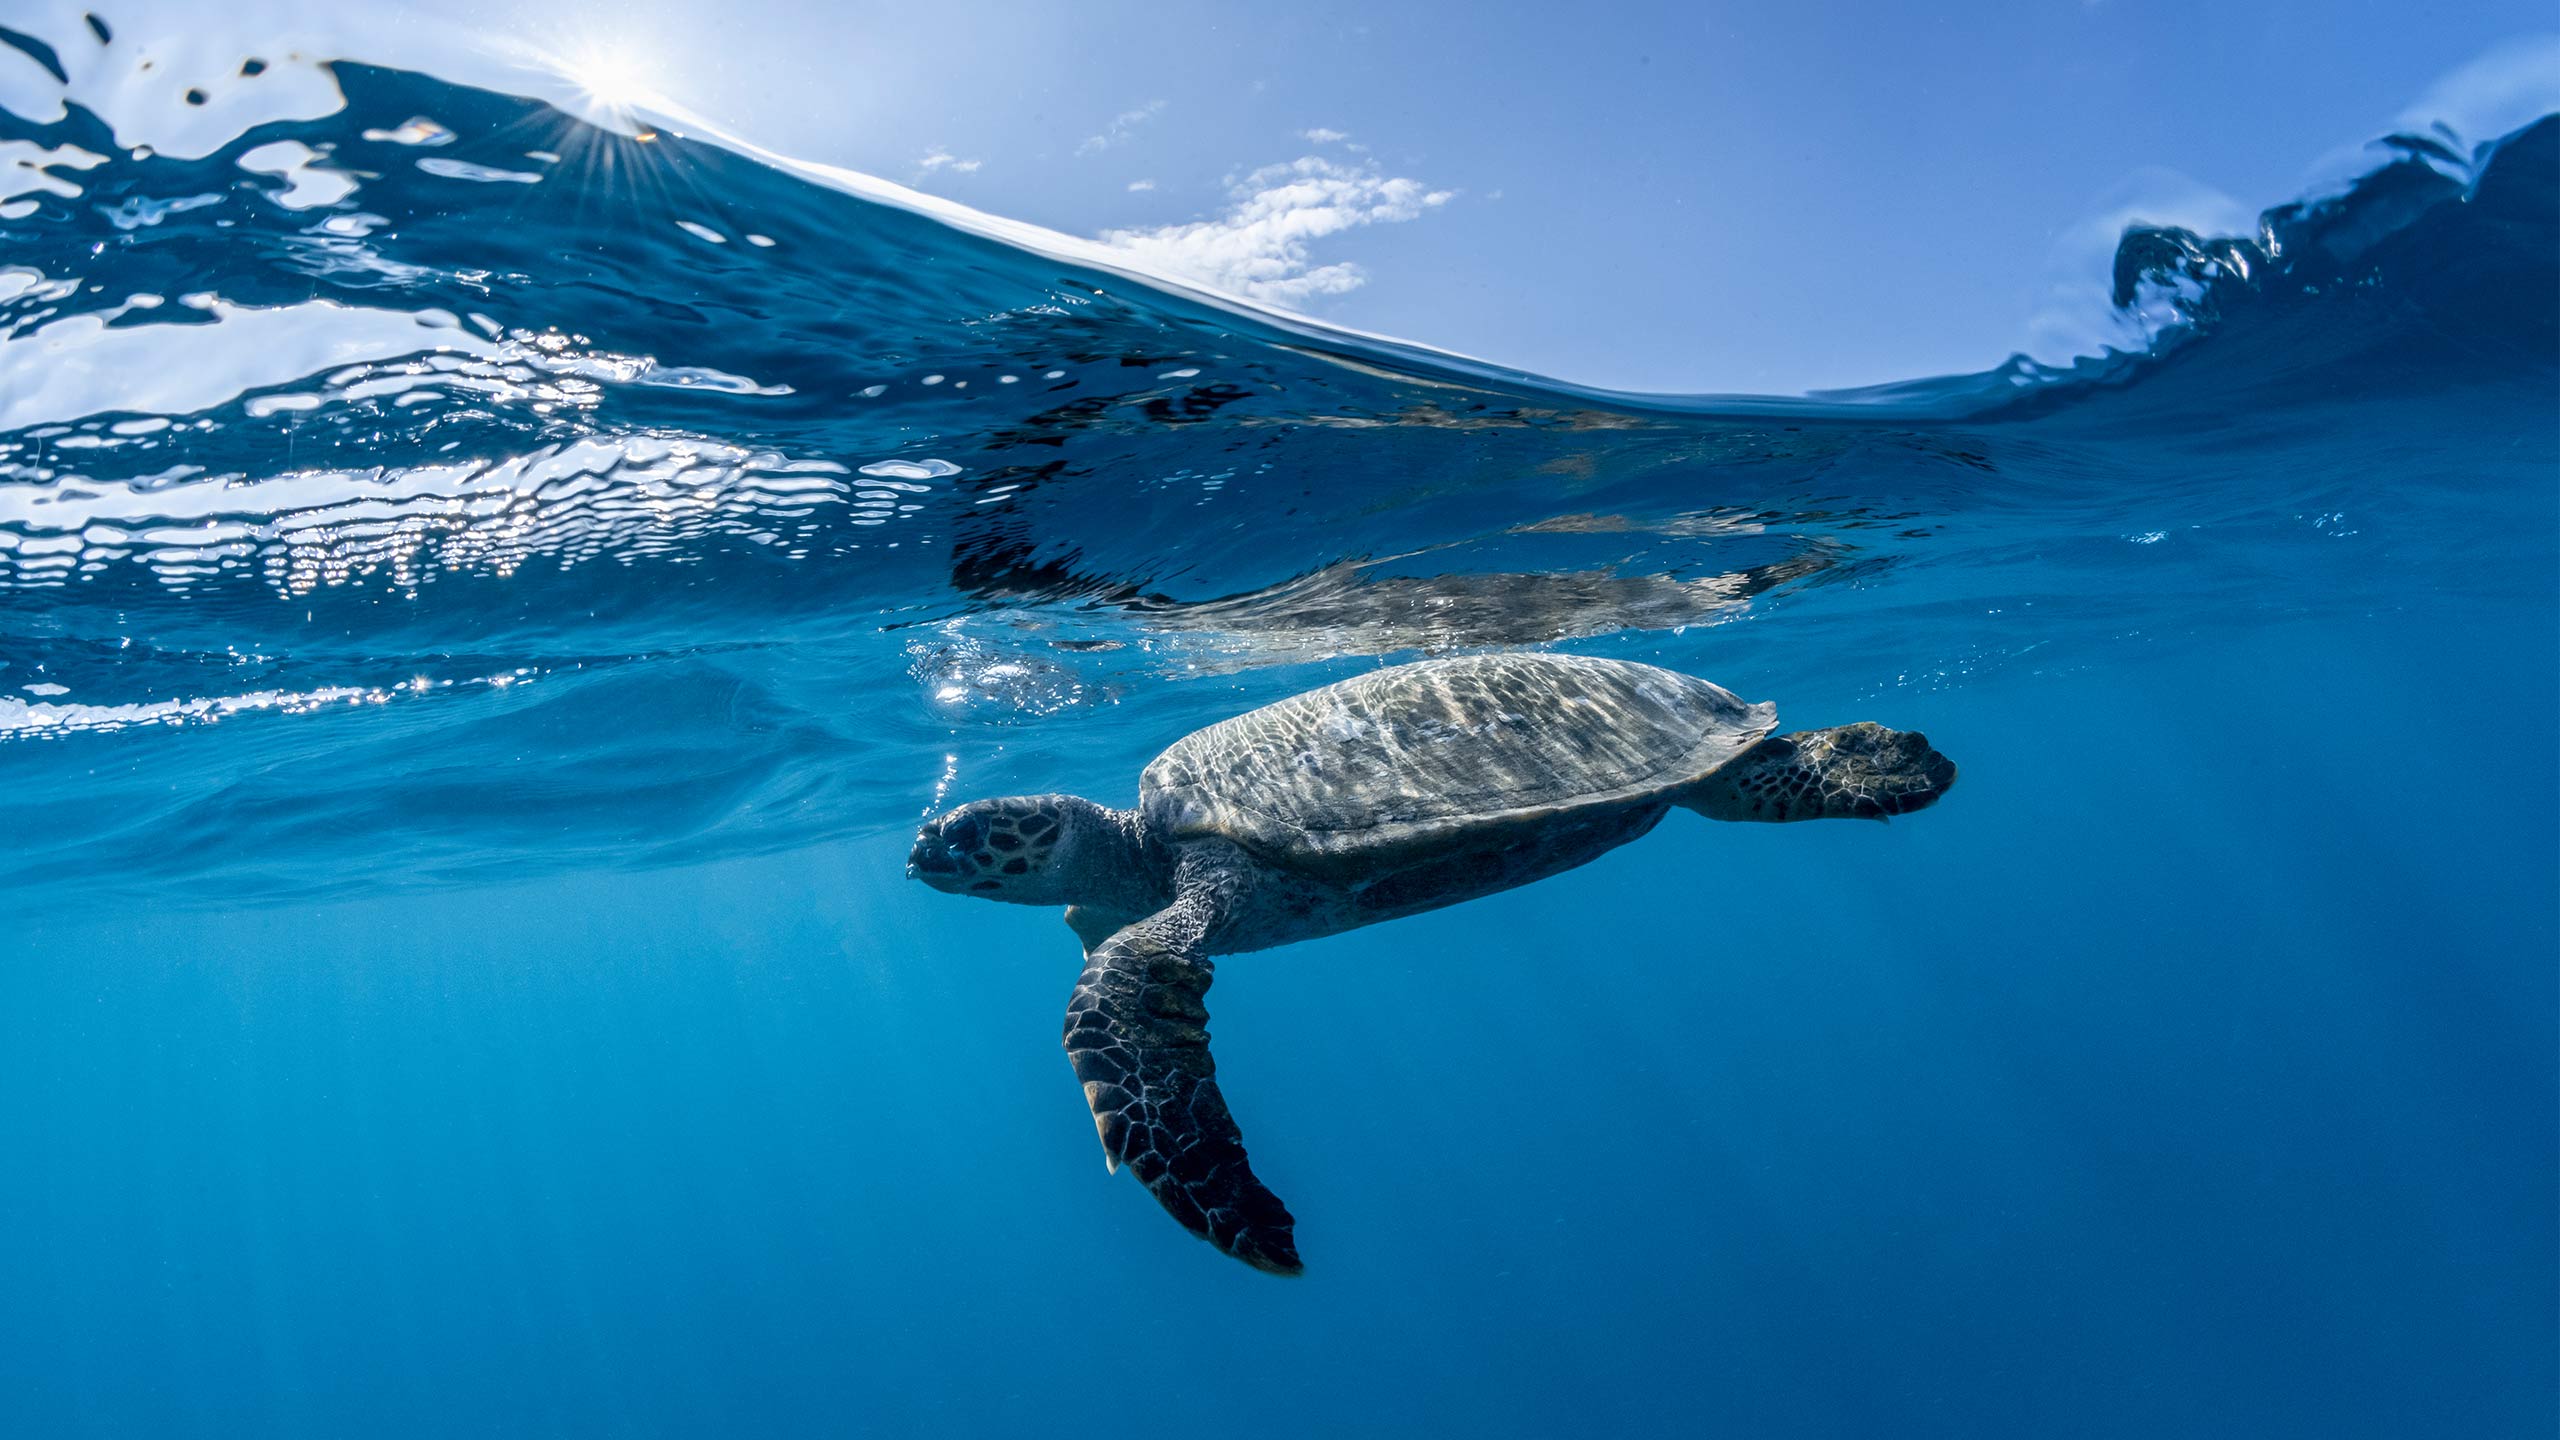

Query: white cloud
1078 100 1167 156
1126 178 1156 192
918 147 982 175
2393 34 2560 140
1097 154 1453 305
1301 127 1351 144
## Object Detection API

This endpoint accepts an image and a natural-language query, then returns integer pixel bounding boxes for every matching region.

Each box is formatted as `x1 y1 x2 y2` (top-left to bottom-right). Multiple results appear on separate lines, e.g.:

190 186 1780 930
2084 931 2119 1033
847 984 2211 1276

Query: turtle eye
942 813 986 851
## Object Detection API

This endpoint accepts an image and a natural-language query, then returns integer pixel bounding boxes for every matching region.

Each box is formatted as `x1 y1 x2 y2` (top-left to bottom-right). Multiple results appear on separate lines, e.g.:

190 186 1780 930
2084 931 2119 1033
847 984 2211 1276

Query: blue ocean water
1 32 2554 1439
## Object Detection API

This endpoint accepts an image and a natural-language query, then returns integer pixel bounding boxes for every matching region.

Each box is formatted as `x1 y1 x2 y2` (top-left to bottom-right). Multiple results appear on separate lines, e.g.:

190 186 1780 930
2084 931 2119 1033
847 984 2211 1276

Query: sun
551 40 664 121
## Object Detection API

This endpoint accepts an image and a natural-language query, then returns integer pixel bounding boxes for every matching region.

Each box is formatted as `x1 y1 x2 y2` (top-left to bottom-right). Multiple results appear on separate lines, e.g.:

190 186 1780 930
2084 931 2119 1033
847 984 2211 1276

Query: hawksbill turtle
908 652 1956 1274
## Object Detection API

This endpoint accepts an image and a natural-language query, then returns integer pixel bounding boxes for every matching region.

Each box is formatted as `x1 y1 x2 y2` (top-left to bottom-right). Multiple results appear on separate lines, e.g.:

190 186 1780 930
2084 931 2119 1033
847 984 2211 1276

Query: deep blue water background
0 34 2553 1439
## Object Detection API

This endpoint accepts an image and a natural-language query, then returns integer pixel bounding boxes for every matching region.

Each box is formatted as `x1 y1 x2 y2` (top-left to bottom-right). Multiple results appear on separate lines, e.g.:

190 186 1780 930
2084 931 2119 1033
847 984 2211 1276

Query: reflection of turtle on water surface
1130 545 1832 663
940 515 1836 672
910 652 1956 1273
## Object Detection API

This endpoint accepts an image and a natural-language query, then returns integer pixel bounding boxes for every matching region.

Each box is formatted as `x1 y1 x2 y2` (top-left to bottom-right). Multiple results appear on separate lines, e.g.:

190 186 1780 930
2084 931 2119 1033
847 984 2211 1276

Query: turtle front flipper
1062 858 1301 1275
1684 722 1957 822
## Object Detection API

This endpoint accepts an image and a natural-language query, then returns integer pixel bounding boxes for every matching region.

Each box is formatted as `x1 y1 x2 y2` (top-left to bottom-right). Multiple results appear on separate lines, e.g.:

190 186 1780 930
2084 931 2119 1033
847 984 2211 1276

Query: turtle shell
1139 653 1777 876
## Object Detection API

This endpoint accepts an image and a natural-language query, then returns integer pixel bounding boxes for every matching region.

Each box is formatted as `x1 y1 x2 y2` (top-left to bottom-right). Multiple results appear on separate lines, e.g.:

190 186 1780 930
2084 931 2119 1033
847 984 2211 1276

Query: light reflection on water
0 19 2549 911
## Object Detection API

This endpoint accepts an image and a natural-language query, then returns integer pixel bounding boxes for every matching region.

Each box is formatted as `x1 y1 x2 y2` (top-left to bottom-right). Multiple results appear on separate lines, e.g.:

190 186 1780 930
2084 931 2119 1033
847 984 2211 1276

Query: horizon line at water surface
0 12 2550 909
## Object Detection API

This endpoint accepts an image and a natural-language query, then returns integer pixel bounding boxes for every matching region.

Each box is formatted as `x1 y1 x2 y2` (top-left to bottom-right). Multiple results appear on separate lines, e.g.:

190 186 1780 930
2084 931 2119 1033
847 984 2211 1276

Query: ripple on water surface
0 27 2551 900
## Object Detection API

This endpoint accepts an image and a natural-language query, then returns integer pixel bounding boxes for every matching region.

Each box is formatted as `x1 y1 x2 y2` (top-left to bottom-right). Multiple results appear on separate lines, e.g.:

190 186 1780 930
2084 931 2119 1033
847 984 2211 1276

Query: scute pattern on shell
1140 653 1777 868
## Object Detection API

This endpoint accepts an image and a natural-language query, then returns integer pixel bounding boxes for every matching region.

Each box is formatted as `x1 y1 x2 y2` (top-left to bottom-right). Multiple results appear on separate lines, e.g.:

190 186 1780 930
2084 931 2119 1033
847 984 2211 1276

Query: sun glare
555 42 662 119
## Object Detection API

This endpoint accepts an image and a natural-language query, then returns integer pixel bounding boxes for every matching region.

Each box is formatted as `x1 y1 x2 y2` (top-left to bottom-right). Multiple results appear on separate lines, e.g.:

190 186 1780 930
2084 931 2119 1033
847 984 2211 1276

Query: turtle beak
907 828 968 885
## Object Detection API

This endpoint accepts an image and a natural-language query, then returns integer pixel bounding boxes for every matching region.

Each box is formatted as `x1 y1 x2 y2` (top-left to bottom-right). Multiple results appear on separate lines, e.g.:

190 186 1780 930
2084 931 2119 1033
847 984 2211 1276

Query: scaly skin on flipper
1061 843 1300 1275
1683 722 1956 822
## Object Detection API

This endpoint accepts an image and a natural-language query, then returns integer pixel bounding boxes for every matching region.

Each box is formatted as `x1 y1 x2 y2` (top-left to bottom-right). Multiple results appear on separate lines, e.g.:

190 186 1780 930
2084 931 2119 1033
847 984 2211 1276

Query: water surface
1 35 2552 1438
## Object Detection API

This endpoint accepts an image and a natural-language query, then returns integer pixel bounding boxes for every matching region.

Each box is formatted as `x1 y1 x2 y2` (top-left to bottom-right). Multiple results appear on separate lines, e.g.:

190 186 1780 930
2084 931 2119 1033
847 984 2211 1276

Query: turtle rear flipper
1062 849 1301 1276
1684 723 1957 822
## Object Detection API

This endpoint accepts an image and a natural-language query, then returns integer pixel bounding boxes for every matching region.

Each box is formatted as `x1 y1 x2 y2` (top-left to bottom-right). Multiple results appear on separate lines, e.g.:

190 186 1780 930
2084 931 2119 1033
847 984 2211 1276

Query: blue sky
27 1 2560 393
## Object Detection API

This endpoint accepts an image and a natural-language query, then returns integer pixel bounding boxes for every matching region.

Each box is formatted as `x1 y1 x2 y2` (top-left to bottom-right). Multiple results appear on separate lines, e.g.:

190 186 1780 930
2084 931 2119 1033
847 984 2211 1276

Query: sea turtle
907 652 1956 1274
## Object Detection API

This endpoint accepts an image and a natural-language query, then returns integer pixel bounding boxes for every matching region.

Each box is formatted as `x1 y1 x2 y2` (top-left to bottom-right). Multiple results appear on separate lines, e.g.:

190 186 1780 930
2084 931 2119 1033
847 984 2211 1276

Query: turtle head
908 795 1143 907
